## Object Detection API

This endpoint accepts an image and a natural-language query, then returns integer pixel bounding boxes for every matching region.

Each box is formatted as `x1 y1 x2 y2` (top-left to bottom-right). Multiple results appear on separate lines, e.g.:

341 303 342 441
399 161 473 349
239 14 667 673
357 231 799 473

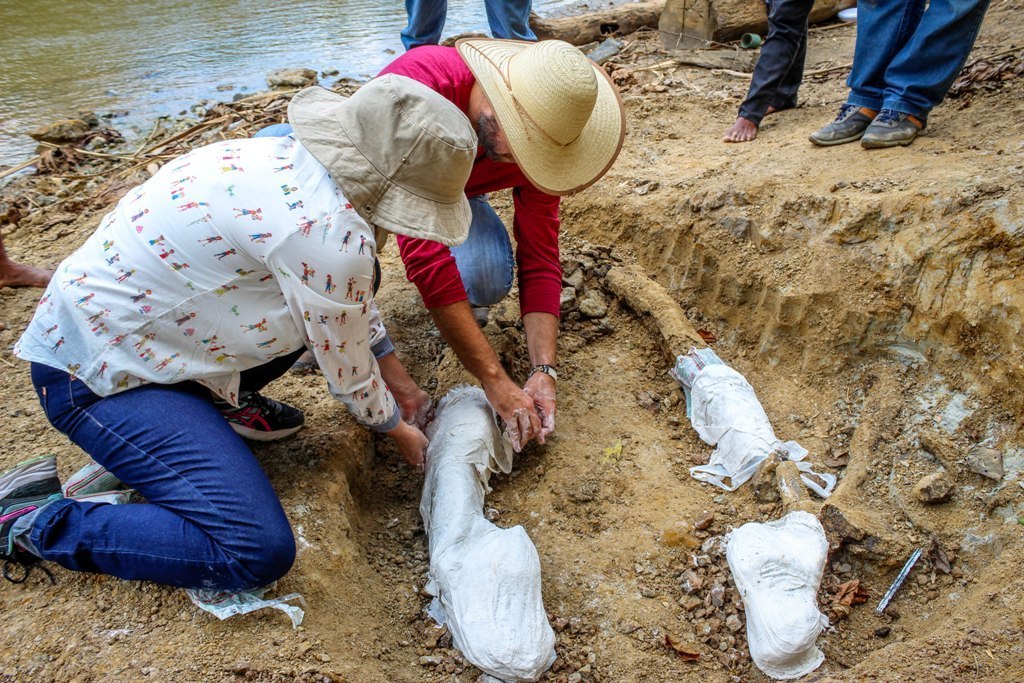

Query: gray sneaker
1 455 62 582
809 104 877 146
860 109 926 148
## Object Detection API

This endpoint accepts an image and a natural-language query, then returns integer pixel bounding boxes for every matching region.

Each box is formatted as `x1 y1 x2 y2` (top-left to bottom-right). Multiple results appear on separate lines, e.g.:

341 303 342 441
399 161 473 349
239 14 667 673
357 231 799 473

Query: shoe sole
0 455 58 498
809 130 866 147
861 134 923 149
229 423 303 442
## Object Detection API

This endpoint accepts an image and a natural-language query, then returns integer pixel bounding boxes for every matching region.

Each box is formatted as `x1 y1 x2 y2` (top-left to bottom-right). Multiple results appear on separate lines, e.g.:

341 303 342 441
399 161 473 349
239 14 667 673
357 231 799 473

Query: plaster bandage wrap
726 511 830 680
673 349 835 496
421 387 556 681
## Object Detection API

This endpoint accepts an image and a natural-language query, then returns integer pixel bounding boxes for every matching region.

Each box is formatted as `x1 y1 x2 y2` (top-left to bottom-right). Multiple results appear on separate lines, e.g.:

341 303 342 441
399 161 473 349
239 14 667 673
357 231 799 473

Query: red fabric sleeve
512 184 562 317
394 234 469 309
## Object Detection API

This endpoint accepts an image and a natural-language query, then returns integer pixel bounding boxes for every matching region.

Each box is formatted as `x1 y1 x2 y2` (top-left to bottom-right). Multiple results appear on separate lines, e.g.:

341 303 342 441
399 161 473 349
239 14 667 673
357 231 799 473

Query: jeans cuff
881 99 929 121
846 94 883 112
371 334 395 359
367 408 401 433
26 497 73 559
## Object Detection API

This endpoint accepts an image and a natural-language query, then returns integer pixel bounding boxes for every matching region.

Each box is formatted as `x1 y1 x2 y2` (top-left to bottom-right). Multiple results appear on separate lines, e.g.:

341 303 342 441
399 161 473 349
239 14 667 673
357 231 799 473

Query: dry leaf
930 537 952 574
697 328 717 343
664 633 700 661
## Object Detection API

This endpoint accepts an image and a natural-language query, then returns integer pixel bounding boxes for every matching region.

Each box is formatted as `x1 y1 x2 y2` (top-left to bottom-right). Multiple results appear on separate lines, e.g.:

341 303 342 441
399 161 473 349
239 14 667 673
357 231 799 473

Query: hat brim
289 86 472 247
456 38 626 196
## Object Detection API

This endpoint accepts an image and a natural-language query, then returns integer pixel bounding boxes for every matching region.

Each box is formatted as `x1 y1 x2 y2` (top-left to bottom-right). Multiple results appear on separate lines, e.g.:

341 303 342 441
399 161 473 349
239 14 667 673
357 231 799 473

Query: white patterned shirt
15 135 399 431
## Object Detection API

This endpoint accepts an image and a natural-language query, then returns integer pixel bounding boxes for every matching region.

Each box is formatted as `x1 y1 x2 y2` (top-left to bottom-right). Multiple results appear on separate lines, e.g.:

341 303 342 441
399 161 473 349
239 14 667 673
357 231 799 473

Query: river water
0 0 599 166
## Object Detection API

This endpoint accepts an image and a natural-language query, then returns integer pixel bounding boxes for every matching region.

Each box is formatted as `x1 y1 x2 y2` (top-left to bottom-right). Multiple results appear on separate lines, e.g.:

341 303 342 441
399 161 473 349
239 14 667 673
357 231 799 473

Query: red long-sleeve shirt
379 47 562 317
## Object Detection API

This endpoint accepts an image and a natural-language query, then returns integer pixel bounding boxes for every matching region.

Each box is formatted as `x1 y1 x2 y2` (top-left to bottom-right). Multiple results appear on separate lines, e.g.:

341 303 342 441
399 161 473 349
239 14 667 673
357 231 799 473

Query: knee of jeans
237 523 296 587
465 266 513 307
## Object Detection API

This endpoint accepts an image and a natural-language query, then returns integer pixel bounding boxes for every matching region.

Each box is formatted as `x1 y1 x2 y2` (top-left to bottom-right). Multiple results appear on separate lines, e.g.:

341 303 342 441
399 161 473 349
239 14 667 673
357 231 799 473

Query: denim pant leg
253 123 295 138
847 0 927 111
880 0 991 117
449 196 515 307
403 0 447 50
484 0 537 41
737 0 814 125
28 363 296 590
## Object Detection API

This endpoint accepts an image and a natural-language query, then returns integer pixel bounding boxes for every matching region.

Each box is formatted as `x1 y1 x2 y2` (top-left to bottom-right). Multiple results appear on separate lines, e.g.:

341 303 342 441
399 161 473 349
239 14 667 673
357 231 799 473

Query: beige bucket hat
456 38 626 196
288 74 478 246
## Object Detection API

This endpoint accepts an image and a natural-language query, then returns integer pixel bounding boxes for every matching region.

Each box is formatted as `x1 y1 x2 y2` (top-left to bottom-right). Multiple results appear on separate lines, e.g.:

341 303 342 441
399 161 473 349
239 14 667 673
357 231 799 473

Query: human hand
389 420 428 472
483 377 541 453
522 371 556 442
397 388 434 430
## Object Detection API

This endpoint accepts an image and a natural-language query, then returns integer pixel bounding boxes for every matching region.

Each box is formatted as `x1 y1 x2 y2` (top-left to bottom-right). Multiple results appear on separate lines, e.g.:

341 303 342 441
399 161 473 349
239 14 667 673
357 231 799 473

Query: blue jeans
847 0 990 119
26 353 302 590
451 195 515 307
402 0 536 51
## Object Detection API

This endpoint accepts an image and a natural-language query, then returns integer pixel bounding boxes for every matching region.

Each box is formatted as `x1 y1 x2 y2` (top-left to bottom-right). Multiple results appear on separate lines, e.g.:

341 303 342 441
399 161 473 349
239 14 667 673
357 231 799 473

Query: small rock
418 655 442 667
231 661 251 674
578 290 608 318
29 119 90 144
553 617 569 632
563 268 584 289
874 626 891 638
560 286 577 310
680 570 703 594
725 614 743 633
710 583 725 608
693 512 715 531
267 68 318 88
318 654 331 663
965 446 1003 481
680 595 702 612
321 68 340 76
913 472 954 504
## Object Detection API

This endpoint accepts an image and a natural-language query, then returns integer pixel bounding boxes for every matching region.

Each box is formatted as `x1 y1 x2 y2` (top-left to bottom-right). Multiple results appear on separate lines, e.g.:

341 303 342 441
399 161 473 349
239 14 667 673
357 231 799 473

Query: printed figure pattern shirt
16 135 399 432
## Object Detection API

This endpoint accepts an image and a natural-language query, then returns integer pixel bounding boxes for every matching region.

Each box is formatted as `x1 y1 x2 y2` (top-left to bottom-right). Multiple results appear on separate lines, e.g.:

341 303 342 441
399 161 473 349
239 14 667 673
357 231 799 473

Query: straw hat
288 74 478 246
456 38 626 196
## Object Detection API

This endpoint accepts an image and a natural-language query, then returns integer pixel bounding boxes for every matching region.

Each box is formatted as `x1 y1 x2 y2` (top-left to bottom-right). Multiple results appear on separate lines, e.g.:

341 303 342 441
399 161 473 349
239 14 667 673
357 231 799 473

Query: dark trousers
27 349 304 591
738 0 815 126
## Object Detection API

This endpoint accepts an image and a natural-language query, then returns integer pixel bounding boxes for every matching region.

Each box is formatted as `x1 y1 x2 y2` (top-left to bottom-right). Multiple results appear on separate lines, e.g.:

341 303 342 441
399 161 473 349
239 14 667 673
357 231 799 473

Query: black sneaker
809 103 877 146
1 455 62 583
218 391 305 441
860 108 926 148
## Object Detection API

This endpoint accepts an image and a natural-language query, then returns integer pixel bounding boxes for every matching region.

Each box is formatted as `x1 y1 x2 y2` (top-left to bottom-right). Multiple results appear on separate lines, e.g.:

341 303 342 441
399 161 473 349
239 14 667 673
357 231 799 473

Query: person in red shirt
378 39 625 451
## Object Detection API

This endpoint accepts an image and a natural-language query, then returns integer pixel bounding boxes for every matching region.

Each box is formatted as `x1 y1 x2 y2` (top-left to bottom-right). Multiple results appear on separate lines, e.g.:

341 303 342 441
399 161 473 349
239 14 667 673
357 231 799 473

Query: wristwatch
530 364 558 382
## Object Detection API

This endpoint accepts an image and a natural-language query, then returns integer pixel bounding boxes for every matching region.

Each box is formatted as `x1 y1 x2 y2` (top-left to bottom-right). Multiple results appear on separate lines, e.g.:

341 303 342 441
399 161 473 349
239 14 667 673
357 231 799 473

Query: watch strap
530 364 558 382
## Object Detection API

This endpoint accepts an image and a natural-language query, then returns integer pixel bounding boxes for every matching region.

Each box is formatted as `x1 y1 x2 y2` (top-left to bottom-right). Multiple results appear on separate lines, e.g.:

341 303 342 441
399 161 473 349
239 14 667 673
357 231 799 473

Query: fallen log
659 0 856 49
530 1 662 46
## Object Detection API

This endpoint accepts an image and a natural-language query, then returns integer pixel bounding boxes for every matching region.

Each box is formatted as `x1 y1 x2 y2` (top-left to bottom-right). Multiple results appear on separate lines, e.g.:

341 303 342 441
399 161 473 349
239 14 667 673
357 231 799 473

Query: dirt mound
1 5 1022 682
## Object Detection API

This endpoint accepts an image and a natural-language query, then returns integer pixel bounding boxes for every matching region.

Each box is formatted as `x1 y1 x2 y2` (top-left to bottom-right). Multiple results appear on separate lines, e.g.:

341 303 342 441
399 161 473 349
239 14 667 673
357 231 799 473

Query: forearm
376 351 421 400
523 311 558 367
429 301 512 388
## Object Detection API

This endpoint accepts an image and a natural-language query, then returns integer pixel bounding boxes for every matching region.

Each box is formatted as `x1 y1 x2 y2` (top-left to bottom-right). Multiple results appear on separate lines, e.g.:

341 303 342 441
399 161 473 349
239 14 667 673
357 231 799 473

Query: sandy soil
1 3 1022 682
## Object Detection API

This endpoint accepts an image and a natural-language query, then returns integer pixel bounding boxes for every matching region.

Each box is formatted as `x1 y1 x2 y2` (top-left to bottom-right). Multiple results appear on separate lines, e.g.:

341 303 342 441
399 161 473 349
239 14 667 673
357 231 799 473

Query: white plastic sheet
672 348 835 495
186 585 306 628
421 386 556 682
727 511 830 679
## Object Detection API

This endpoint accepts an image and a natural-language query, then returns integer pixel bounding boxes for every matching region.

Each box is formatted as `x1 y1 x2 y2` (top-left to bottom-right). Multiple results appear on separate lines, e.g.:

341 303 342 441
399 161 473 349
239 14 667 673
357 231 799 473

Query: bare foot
0 261 52 288
723 117 759 143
